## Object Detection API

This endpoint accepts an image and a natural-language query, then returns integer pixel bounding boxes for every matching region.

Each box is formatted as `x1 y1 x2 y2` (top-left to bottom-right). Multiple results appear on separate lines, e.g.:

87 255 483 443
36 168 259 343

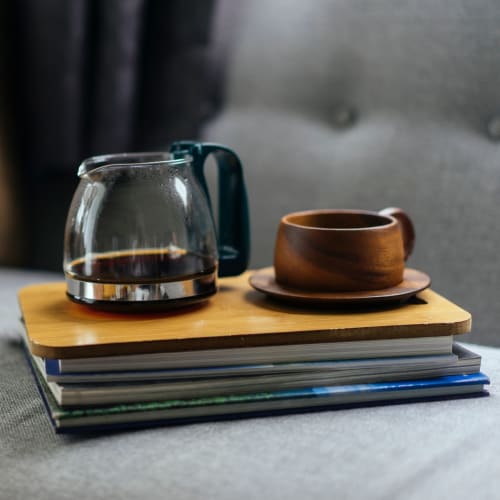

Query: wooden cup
274 207 415 292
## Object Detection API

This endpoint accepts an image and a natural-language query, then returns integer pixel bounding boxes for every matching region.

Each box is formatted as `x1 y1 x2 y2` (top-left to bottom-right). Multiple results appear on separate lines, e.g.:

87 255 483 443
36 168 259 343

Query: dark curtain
5 0 220 270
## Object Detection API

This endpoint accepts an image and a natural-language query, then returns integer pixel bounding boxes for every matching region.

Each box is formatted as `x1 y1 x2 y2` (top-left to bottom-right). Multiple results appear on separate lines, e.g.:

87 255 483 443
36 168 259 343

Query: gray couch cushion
0 269 499 500
205 0 500 346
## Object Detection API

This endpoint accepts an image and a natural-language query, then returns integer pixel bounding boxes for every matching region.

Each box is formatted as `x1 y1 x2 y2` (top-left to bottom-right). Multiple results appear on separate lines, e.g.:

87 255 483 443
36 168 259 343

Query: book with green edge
25 344 489 433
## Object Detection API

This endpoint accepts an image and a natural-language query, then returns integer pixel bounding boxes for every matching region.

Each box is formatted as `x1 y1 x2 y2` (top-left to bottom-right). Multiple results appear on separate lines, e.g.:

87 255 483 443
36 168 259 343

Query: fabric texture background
9 0 217 172
4 0 218 270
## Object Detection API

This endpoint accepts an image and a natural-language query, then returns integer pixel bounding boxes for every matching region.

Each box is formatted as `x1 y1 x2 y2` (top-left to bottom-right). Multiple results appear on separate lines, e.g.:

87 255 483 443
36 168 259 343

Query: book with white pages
45 336 454 374
36 341 472 384
31 343 480 407
26 355 489 433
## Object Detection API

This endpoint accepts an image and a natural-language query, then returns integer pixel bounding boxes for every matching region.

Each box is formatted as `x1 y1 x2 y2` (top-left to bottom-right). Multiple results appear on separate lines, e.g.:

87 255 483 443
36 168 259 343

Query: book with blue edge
25 347 489 433
31 343 482 407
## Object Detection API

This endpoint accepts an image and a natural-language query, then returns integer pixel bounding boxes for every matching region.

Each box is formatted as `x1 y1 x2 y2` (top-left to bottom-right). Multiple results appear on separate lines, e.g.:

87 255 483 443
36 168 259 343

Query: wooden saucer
249 267 431 305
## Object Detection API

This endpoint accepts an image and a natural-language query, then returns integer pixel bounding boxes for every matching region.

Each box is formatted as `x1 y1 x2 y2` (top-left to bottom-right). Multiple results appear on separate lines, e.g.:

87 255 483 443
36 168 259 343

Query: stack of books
19 273 489 433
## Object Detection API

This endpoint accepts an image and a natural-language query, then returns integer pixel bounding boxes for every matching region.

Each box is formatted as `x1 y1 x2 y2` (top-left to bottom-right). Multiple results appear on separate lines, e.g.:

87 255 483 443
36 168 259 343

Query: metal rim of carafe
65 270 217 303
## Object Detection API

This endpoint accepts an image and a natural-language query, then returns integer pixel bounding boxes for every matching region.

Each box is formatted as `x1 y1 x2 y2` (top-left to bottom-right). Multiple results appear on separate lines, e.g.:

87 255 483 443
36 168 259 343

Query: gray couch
2 1 500 499
206 0 500 347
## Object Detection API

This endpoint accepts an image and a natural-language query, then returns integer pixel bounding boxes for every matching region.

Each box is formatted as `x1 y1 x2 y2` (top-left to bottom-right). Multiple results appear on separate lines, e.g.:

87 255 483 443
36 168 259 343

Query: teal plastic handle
170 141 250 277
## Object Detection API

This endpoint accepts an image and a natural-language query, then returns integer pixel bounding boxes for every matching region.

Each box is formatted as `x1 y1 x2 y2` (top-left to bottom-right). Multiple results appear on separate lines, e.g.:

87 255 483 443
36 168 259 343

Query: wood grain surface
274 209 411 292
18 271 471 359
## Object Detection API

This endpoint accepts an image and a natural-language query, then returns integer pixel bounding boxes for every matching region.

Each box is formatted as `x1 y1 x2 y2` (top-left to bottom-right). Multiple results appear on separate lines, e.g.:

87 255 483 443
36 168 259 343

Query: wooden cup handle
379 207 415 260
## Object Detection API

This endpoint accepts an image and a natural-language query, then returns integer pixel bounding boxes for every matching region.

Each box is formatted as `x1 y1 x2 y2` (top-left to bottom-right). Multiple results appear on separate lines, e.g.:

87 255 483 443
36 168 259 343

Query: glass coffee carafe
63 142 249 311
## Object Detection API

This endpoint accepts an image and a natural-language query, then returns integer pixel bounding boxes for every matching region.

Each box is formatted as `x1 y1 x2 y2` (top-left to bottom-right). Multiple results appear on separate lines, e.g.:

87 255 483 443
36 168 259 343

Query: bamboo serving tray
18 271 471 359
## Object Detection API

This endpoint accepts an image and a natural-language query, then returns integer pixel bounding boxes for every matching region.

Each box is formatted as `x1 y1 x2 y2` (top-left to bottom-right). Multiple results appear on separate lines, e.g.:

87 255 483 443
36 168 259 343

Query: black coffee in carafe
68 248 217 284
66 248 218 312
